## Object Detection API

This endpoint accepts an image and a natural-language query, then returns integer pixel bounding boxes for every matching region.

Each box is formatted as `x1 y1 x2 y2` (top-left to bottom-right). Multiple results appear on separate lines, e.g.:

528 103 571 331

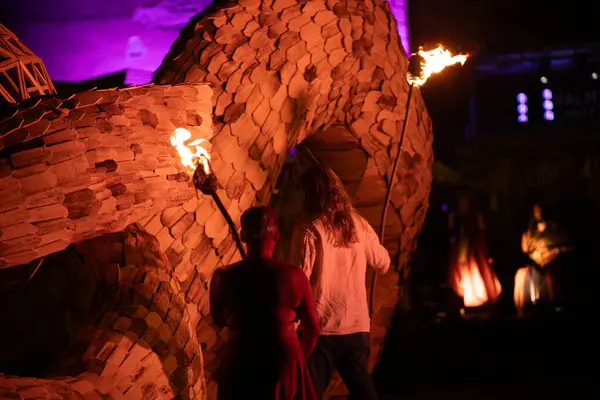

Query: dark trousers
306 332 378 400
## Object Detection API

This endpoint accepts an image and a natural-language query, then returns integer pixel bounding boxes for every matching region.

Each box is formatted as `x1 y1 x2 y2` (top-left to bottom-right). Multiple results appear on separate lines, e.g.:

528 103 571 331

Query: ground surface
373 306 594 399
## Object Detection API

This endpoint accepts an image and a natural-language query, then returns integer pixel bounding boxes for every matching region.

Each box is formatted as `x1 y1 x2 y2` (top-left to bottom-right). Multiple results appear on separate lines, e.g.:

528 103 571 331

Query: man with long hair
290 166 390 399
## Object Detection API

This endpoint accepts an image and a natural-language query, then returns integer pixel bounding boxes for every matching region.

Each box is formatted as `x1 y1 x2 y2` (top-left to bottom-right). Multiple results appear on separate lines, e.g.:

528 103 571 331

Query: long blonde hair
301 166 358 247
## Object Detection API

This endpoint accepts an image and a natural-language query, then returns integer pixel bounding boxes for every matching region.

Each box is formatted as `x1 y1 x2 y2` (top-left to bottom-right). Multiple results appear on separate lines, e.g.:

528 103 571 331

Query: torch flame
408 45 468 86
170 127 211 175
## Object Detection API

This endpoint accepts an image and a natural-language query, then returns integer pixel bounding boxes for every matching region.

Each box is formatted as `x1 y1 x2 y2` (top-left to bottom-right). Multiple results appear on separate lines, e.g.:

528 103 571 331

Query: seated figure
514 203 572 316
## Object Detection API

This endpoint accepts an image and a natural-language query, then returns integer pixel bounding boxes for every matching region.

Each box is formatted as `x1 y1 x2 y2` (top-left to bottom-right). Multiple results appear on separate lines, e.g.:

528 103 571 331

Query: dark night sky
409 0 599 55
407 0 600 164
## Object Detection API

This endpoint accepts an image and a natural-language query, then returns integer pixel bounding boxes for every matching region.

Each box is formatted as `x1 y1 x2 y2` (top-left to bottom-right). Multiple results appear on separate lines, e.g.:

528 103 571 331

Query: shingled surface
0 84 212 268
153 0 433 397
0 224 206 399
0 1 433 399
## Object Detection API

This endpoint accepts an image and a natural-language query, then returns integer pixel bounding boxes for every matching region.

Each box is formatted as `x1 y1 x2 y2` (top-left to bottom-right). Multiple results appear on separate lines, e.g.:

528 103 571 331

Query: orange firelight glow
452 244 502 308
514 266 541 316
408 45 468 86
459 261 489 307
170 127 211 175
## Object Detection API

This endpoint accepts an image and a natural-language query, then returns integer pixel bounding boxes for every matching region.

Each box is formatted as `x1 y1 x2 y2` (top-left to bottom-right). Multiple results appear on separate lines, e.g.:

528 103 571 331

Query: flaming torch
170 128 246 259
370 45 469 316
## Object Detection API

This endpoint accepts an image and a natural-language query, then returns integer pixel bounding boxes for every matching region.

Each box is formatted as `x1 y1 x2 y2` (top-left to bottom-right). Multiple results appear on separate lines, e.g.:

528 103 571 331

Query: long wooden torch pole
369 82 415 317
193 165 246 259
210 192 246 259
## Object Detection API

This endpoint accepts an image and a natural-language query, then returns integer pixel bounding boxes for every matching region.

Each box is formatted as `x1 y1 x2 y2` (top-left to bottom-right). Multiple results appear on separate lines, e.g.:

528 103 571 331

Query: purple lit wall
388 0 410 56
2 0 410 85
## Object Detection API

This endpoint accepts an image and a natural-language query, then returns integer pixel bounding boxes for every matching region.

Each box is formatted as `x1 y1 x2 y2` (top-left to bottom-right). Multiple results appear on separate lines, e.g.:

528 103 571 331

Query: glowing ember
408 45 468 86
170 127 211 175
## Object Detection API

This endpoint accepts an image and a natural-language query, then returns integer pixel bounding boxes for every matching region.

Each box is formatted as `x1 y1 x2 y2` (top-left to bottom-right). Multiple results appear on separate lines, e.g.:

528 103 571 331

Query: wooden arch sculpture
0 1 433 398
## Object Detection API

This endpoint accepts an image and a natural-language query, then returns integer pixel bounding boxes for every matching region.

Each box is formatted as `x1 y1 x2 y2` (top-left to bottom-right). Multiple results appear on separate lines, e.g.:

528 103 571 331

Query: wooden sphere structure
0 24 56 104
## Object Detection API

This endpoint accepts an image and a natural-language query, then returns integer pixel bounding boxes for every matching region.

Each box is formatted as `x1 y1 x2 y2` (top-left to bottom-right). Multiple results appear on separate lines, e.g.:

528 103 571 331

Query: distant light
592 72 598 80
542 88 553 100
542 89 554 118
540 76 548 84
288 146 296 157
517 92 528 123
441 203 448 212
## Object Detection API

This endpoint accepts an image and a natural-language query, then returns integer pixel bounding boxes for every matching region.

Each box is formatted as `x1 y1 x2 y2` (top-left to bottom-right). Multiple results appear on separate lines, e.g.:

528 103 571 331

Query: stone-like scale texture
152 0 433 397
0 224 206 399
0 84 212 267
0 0 433 398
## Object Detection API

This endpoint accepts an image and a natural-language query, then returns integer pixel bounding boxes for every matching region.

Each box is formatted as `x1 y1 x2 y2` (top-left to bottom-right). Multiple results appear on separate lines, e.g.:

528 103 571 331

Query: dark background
407 0 600 163
409 0 599 54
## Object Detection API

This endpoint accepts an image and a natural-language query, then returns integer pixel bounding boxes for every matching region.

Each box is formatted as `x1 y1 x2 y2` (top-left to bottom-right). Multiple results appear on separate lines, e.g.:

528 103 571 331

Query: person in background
210 206 320 400
290 166 390 400
515 203 573 314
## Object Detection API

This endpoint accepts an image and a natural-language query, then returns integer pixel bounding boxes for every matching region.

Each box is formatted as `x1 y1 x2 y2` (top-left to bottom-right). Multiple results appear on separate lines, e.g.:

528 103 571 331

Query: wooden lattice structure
0 24 56 104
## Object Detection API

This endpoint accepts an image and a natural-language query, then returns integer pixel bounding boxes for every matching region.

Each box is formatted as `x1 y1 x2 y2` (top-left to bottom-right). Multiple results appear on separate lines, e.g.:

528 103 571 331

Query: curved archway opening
269 123 427 397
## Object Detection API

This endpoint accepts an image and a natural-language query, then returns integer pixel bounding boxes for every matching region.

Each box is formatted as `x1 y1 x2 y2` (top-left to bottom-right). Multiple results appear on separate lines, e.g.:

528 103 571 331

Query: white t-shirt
290 213 390 335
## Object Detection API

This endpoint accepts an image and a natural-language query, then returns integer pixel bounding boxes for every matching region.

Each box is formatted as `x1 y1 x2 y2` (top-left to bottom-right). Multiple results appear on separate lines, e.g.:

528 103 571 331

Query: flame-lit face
408 45 468 86
170 127 211 175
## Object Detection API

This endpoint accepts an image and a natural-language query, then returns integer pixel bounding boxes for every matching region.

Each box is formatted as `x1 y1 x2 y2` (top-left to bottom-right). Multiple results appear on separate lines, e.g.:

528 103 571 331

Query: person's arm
209 269 226 328
294 268 320 357
363 219 391 274
290 224 317 280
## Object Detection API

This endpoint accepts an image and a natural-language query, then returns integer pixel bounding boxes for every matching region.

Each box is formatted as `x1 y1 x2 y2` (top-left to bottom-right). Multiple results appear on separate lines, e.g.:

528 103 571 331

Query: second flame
170 127 211 175
408 45 468 86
